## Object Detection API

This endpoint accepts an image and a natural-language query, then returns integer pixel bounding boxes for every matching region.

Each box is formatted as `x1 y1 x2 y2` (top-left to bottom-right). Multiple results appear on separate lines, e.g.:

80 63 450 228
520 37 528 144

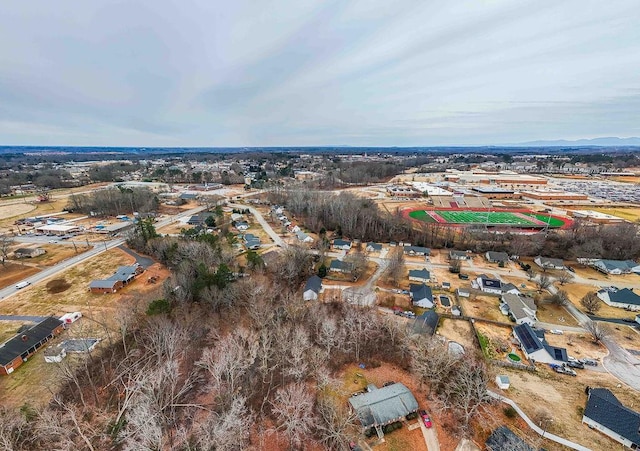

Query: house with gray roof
582 388 640 448
332 239 352 250
366 242 383 252
408 268 430 283
329 259 353 274
593 259 640 275
501 283 521 295
485 251 509 264
348 383 419 438
534 256 565 270
486 426 534 451
501 293 537 325
409 284 433 308
411 311 439 335
513 323 568 364
303 275 322 301
295 230 314 243
597 288 640 311
404 246 430 257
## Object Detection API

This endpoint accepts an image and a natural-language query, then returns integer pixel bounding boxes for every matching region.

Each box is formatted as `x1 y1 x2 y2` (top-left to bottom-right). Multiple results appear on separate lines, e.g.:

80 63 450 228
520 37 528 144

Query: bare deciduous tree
585 321 610 343
345 249 368 281
535 273 551 292
580 292 601 315
557 271 574 286
546 289 568 306
0 234 13 266
384 247 405 286
315 393 358 450
410 337 458 397
196 396 253 451
270 383 316 450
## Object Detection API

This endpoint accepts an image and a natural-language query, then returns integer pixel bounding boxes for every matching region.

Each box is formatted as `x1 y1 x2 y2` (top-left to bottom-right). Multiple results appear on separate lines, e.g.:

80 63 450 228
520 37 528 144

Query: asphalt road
0 206 205 303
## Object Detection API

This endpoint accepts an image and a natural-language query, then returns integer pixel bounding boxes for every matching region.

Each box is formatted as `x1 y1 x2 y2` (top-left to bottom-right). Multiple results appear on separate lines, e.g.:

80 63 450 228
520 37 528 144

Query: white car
48 239 58 244
549 329 564 335
15 281 31 289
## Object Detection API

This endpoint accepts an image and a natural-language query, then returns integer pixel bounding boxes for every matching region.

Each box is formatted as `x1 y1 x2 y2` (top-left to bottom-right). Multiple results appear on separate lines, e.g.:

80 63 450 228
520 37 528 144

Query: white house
303 276 322 301
409 284 434 309
296 230 314 243
332 239 352 251
582 388 640 449
513 323 568 364
597 288 640 311
408 268 430 283
534 256 565 270
593 259 640 275
476 275 502 294
501 293 537 325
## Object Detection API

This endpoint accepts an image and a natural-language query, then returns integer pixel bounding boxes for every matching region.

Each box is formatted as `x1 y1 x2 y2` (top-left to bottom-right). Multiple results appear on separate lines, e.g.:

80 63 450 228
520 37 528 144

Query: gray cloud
0 0 638 146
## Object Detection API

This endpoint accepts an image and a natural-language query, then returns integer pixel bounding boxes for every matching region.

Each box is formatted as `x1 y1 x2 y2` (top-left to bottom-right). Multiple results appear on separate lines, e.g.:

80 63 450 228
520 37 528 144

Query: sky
1 0 639 147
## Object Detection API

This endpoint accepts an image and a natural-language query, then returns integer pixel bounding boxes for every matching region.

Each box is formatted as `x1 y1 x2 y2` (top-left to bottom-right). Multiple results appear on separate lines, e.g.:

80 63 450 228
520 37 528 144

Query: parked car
382 381 396 387
580 358 598 366
458 273 469 280
566 360 584 369
550 363 577 376
48 239 58 243
623 318 637 323
549 329 564 335
419 410 432 428
403 311 416 319
566 266 575 273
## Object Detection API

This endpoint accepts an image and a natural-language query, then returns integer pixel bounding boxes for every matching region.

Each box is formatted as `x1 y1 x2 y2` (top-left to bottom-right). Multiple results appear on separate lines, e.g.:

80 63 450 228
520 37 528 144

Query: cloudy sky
1 1 639 147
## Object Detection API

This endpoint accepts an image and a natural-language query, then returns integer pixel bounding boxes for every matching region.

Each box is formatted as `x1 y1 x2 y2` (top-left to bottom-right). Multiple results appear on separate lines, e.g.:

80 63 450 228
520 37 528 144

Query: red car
419 409 432 428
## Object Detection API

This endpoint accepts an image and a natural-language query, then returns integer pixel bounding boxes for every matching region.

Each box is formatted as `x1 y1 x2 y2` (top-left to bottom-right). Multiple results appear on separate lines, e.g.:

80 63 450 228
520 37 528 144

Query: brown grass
562 282 638 320
0 263 40 290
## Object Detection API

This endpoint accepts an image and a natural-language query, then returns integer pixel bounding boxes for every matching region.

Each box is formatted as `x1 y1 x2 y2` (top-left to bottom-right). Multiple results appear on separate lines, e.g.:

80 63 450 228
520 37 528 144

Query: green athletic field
408 210 437 222
408 209 565 227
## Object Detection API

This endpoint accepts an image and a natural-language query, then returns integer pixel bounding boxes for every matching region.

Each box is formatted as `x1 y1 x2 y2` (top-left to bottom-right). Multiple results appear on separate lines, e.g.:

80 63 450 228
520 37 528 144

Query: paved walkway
487 390 592 451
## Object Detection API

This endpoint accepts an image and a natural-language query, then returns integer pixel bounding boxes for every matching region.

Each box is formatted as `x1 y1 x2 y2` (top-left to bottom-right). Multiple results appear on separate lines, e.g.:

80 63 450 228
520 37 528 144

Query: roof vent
21 334 28 341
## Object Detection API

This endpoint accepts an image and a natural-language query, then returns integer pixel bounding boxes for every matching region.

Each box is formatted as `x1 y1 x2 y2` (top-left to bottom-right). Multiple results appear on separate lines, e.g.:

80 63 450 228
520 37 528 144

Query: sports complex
403 207 571 229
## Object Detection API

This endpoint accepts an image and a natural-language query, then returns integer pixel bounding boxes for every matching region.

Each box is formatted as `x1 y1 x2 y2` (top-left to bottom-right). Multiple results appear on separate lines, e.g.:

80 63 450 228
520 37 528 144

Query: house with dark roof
235 221 249 231
0 317 65 375
476 275 502 294
408 268 430 283
243 233 261 250
582 388 640 448
303 275 322 301
366 242 383 252
501 293 537 325
597 288 640 311
513 323 568 364
409 283 434 308
485 251 509 264
485 426 534 451
332 239 352 250
187 212 215 226
449 250 469 260
411 311 439 335
534 256 565 270
593 259 640 275
329 259 353 273
348 383 419 438
404 246 430 257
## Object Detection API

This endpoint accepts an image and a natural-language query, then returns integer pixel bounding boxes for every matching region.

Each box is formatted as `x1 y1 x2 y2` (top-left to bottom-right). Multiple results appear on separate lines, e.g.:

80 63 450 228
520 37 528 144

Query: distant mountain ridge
513 137 640 147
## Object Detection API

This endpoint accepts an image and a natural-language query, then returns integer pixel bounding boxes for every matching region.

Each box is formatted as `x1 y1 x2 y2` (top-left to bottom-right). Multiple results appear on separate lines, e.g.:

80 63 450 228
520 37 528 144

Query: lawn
522 213 566 227
408 210 437 222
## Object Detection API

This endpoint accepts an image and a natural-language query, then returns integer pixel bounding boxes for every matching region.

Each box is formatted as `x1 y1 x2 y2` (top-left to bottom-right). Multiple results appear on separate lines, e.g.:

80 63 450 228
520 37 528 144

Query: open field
8 243 93 267
606 323 640 353
561 281 639 320
0 198 71 231
494 364 640 450
0 203 36 223
0 263 41 290
590 206 640 222
0 248 169 408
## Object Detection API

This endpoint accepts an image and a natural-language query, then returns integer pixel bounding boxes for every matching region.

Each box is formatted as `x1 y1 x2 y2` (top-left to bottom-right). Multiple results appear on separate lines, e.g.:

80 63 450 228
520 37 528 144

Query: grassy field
0 263 41 290
522 213 566 227
407 210 436 222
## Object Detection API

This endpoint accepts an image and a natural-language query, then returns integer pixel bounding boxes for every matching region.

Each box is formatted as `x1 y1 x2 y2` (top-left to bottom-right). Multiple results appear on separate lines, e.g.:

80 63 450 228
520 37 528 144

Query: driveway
419 421 440 451
117 245 155 268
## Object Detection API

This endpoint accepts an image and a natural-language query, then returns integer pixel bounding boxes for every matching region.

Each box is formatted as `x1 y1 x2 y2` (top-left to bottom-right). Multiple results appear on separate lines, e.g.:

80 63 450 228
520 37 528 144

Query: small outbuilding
14 247 46 258
44 346 67 363
495 375 510 390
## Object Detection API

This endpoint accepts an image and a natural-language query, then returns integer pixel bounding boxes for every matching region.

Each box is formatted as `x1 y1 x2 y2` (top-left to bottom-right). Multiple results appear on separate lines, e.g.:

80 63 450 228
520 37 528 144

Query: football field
407 209 567 228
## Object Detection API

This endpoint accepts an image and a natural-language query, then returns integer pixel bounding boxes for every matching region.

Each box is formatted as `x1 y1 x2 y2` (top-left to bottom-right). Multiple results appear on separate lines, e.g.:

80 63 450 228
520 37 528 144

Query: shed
495 375 510 390
14 247 46 258
44 346 67 363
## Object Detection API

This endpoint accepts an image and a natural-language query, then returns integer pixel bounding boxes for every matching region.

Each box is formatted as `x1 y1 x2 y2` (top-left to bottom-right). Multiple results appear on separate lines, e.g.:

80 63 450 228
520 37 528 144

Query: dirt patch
0 263 40 290
494 365 640 449
437 318 477 351
46 278 71 294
